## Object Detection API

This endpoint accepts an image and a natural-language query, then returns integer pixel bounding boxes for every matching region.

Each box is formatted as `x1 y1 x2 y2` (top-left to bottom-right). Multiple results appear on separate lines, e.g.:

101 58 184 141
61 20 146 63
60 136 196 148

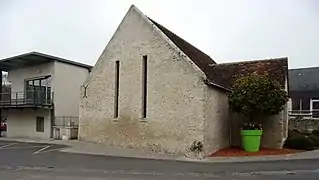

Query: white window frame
310 99 319 118
290 98 311 116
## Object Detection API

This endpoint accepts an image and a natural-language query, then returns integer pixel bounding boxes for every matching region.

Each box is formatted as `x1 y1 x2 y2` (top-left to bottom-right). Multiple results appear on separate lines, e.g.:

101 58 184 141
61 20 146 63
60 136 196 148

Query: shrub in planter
228 75 289 152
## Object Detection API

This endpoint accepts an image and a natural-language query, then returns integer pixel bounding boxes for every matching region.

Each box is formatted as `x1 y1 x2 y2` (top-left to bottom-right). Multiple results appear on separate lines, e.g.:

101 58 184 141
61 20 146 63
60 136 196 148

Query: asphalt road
0 140 319 179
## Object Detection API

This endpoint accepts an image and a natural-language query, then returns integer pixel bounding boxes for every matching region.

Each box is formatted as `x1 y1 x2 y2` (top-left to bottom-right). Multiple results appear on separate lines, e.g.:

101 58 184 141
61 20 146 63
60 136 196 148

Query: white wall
53 61 89 117
7 63 55 93
7 109 51 139
6 61 89 139
7 61 89 117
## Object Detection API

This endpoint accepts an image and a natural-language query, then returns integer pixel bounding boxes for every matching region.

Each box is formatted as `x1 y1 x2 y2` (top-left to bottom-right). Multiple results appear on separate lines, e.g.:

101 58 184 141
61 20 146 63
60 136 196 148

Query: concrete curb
205 154 319 163
1 138 319 163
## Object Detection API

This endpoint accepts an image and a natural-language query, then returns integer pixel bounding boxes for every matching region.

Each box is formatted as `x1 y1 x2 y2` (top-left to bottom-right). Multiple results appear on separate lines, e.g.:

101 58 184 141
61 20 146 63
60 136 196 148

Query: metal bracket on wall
82 85 88 98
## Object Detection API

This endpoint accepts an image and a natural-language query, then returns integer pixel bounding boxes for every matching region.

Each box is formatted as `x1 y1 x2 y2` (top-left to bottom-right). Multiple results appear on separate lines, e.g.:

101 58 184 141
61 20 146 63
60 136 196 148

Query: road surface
0 140 318 179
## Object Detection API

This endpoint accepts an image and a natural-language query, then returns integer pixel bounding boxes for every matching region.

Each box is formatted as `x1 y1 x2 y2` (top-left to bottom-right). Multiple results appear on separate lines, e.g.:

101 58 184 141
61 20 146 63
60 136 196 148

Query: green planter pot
241 130 263 152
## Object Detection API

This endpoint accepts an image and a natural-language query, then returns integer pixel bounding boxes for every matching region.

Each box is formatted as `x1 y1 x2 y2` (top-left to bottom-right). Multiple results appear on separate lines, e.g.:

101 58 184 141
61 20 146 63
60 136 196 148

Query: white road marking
33 145 50 155
0 143 17 149
34 147 67 154
4 145 47 150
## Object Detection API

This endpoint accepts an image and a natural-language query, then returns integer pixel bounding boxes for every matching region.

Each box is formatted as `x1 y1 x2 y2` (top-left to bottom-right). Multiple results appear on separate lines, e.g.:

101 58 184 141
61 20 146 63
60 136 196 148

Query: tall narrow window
114 60 120 118
142 55 148 118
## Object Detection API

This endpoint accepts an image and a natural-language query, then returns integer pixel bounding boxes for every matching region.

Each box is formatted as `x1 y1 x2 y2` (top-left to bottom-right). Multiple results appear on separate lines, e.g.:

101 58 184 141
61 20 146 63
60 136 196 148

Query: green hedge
284 130 319 150
312 130 319 136
309 135 319 147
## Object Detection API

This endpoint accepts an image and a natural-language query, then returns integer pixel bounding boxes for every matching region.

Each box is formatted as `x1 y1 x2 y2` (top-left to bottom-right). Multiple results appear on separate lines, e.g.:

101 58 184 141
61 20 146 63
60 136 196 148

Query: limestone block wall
79 6 208 155
289 117 319 132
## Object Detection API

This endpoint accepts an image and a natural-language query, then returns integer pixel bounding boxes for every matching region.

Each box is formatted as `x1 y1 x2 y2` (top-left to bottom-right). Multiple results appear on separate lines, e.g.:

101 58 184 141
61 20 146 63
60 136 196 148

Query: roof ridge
209 57 288 67
0 51 92 71
147 17 217 74
289 66 319 71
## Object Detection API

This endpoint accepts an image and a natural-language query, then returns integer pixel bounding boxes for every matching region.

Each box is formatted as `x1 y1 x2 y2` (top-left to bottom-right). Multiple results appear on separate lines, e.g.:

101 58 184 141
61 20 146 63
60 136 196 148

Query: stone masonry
78 5 288 156
78 5 231 155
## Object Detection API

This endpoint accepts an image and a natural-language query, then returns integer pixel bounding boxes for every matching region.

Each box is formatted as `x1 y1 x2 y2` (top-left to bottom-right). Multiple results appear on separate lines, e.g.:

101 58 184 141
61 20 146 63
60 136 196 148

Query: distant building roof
0 52 92 71
289 67 319 91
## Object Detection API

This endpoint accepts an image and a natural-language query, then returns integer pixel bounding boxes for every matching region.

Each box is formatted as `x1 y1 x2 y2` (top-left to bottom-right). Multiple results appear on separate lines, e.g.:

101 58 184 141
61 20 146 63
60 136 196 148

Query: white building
0 52 91 139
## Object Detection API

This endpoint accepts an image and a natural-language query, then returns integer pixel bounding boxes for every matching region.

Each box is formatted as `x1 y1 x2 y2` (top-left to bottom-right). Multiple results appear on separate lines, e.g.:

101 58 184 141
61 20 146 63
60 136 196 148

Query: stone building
78 5 289 156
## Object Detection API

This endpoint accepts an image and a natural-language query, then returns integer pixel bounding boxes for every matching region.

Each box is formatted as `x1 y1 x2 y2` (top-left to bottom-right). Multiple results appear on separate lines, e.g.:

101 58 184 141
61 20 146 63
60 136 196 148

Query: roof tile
148 17 288 91
206 58 288 90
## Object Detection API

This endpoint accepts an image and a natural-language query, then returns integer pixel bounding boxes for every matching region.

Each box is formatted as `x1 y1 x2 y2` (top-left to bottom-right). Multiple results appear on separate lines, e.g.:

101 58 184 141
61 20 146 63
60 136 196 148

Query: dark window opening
36 117 44 132
114 60 120 118
312 101 319 118
302 98 310 111
292 98 301 111
313 101 319 109
142 55 148 118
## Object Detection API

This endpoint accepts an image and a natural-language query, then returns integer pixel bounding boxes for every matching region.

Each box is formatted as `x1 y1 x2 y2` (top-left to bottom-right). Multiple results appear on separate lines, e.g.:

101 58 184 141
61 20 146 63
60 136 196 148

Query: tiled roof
148 17 288 91
205 58 288 90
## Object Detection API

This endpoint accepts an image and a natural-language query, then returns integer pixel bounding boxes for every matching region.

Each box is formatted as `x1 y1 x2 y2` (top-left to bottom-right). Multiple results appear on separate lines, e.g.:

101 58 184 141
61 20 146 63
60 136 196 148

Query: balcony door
25 76 51 104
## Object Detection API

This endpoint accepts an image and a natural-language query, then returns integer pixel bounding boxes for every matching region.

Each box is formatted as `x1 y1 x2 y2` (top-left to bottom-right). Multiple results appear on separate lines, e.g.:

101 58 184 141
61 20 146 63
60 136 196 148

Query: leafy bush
284 133 315 150
309 135 319 147
228 75 289 129
288 129 302 137
312 130 319 136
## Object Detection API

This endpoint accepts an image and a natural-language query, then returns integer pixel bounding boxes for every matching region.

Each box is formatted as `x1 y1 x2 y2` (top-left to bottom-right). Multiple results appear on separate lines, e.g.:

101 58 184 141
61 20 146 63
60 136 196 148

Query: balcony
289 110 319 120
0 90 53 108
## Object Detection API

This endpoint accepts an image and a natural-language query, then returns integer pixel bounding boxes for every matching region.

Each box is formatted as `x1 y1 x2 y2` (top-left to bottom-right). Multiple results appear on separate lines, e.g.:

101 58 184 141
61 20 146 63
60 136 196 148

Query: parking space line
35 147 67 154
0 143 17 149
33 145 50 155
3 145 47 150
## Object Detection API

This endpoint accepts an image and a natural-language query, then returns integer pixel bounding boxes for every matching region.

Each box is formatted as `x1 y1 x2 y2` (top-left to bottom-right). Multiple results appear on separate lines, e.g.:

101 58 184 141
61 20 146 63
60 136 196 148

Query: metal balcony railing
0 90 54 107
289 110 319 120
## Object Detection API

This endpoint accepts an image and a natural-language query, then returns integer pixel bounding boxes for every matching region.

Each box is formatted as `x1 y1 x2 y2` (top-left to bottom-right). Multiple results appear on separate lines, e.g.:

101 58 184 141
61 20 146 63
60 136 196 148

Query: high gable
148 18 216 74
88 5 288 92
88 5 215 81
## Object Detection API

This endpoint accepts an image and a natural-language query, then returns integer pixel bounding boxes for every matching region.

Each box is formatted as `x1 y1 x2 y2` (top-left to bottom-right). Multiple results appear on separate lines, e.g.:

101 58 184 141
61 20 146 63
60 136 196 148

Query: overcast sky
0 0 318 69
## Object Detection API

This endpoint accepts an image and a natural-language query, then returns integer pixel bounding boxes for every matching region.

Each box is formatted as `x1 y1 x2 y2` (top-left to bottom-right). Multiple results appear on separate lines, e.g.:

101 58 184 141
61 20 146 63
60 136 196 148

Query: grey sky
0 0 318 69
